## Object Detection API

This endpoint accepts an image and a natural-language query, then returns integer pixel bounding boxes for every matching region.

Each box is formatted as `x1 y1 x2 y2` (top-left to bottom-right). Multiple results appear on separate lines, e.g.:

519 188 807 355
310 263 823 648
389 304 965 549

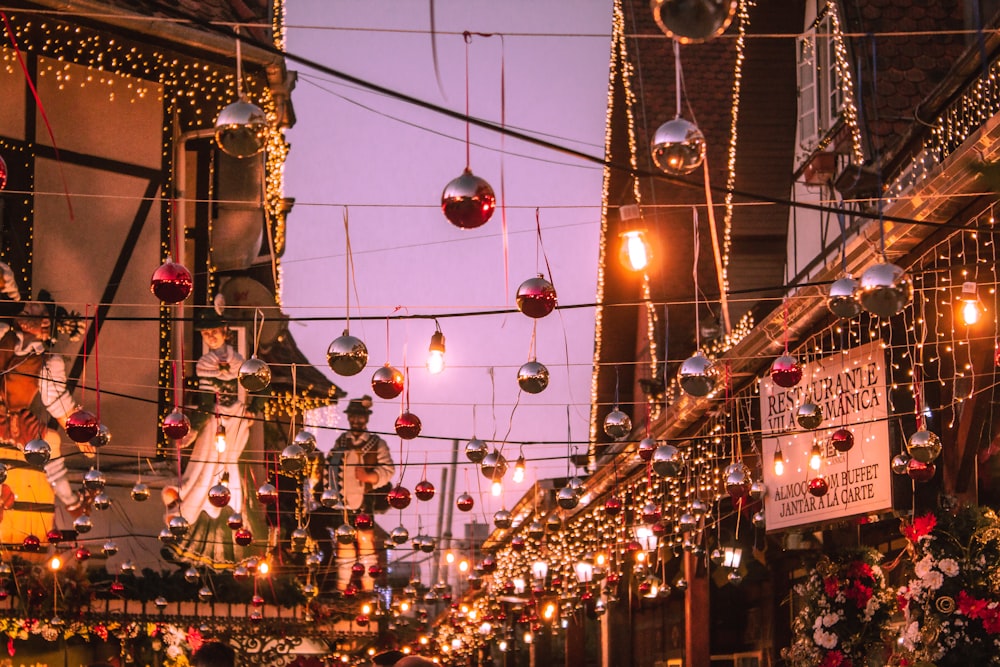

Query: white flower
822 612 840 627
814 627 838 649
915 555 934 578
166 644 182 659
924 570 944 591
938 558 959 577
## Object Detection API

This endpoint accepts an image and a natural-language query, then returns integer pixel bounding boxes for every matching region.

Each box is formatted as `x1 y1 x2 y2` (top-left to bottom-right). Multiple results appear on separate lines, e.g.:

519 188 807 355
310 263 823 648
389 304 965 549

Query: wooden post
685 550 710 665
565 611 586 667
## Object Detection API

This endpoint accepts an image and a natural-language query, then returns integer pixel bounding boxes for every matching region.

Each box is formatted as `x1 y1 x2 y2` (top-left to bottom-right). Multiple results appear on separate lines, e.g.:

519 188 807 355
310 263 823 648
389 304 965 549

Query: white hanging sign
759 341 893 532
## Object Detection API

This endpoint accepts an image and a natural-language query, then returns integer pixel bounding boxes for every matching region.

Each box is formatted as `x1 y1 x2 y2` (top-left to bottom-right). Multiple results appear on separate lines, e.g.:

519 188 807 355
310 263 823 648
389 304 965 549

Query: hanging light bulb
809 442 822 471
619 229 652 272
215 423 227 454
491 480 503 497
773 446 785 476
427 322 446 375
512 453 526 484
961 281 981 325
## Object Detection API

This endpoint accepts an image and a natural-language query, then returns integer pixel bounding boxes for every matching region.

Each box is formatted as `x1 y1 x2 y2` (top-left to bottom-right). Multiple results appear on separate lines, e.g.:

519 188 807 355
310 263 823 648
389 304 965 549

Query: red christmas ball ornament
907 458 936 482
831 427 855 453
604 497 623 516
516 274 558 319
234 527 253 546
387 485 412 510
441 168 496 229
162 408 191 440
208 483 231 508
110 581 126 596
371 364 405 400
368 564 384 578
0 154 7 191
456 492 475 512
394 412 422 439
150 258 193 304
769 354 803 388
351 562 366 579
808 476 829 497
65 409 99 443
638 437 656 462
46 528 63 544
256 482 278 506
511 535 526 551
481 554 497 573
415 479 435 501
0 588 9 601
641 501 661 524
354 512 374 530
251 594 265 606
355 614 370 627
343 583 358 598
22 534 40 552
75 546 91 562
227 513 243 530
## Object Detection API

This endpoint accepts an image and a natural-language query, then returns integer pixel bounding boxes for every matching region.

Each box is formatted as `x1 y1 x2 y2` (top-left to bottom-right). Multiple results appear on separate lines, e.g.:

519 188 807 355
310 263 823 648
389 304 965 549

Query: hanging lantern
516 275 558 319
371 364 405 399
517 360 550 394
89 424 112 449
651 117 706 175
679 352 716 397
208 482 231 508
279 443 307 473
441 168 496 229
480 450 508 480
415 479 435 501
604 408 632 440
65 409 99 443
394 412 422 439
638 437 656 462
907 429 942 464
859 262 913 318
23 438 51 467
465 438 488 463
387 485 412 510
652 444 683 477
214 98 268 158
828 276 862 319
557 485 579 510
808 476 829 497
796 402 824 429
831 428 855 453
769 355 803 388
650 0 737 43
150 258 193 304
327 331 368 376
724 462 752 499
494 509 513 529
238 356 272 392
456 492 475 512
162 408 191 440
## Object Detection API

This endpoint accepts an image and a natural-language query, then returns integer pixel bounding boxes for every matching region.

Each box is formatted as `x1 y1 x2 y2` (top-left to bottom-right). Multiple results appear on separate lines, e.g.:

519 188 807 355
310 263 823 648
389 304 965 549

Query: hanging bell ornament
162 408 191 440
604 408 632 440
679 351 716 397
387 485 412 510
293 430 317 454
130 481 150 502
414 479 435 501
638 437 656 462
256 482 278 505
651 0 737 43
831 427 855 453
334 524 357 546
517 360 550 394
150 258 193 304
828 276 862 319
456 492 475 512
494 509 513 529
326 331 368 376
238 356 272 392
480 450 508 480
65 409 99 443
651 117 706 175
214 98 268 158
652 444 683 477
891 452 911 475
724 462 752 499
371 364 405 400
390 525 410 545
516 274 558 319
769 355 803 388
208 482 231 508
796 402 824 429
557 485 579 510
280 443 307 473
859 262 913 318
907 429 942 464
0 154 6 190
465 438 488 463
441 168 496 229
23 438 51 467
394 412 422 440
808 476 829 497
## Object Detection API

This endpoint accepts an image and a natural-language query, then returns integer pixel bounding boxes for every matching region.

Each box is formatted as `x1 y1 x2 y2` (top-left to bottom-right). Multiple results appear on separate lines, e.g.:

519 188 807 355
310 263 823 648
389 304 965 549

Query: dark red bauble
227 513 243 530
110 581 126 596
641 502 661 524
46 529 63 544
907 458 936 482
604 497 623 516
481 555 497 573
354 513 374 530
65 409 99 443
808 477 829 497
234 528 253 546
831 427 855 453
22 534 40 552
251 594 265 606
511 536 526 551
256 482 278 506
516 275 558 319
162 408 191 440
414 479 435 501
456 492 474 512
638 438 656 462
150 260 193 304
343 583 358 598
351 562 366 578
355 615 370 627
368 564 384 578
394 412 422 440
387 485 412 510
441 168 496 229
769 355 803 388
75 547 91 561
208 483 231 508
372 364 405 400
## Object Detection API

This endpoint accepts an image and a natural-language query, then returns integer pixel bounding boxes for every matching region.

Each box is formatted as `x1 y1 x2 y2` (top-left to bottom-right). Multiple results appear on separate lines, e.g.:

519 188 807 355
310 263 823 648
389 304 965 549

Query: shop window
796 12 844 150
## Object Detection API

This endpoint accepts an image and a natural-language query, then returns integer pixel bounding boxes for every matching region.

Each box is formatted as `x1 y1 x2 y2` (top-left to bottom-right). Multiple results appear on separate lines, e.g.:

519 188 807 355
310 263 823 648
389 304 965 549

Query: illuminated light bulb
773 448 785 476
257 561 269 576
49 555 62 571
512 454 526 484
543 603 556 620
427 325 446 375
620 229 651 272
523 631 533 644
215 423 226 454
458 559 469 573
491 480 503 496
809 442 822 471
961 282 981 325
361 603 372 614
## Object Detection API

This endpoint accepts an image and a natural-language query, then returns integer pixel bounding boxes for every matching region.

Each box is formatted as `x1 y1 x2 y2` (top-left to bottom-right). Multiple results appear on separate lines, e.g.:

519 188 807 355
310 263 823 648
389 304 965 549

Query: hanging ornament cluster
651 0 738 43
516 274 557 318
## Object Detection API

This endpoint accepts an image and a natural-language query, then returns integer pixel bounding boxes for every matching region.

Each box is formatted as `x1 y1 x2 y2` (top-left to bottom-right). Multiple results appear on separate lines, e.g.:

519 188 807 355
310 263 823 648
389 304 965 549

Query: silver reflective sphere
678 512 697 532
796 402 825 429
749 480 766 500
335 524 357 545
493 509 513 529
280 443 307 473
92 492 111 511
859 262 913 318
23 438 51 467
441 168 496 229
517 360 550 394
679 352 716 397
326 331 368 376
480 450 508 480
238 356 272 392
724 461 752 498
83 468 106 492
907 429 942 464
527 520 545 539
752 511 766 528
89 423 112 449
168 515 190 537
390 525 410 545
651 444 683 477
214 99 268 158
604 409 632 440
131 481 150 502
651 117 707 175
651 0 737 43
293 430 317 454
320 488 340 509
465 438 488 463
73 514 93 534
556 485 579 510
828 276 862 319
891 452 911 475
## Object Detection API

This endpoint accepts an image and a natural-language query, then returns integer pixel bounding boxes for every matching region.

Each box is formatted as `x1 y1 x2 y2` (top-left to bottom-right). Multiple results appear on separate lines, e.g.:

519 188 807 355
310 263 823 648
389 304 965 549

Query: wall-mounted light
532 559 549 582
620 229 652 272
574 560 594 584
722 545 743 569
961 281 982 326
427 320 446 375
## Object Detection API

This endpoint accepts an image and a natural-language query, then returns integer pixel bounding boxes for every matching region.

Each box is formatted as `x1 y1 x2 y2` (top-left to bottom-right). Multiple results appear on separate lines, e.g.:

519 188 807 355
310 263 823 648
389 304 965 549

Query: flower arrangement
784 548 894 666
895 505 1000 666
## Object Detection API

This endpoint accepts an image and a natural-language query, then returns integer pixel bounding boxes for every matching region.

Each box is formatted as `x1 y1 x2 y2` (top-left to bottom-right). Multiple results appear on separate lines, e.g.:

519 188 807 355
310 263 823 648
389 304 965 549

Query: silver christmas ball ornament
493 509 513 529
335 524 357 546
214 98 268 158
465 438 488 463
724 461 752 499
480 450 508 480
907 429 942 464
293 430 317 454
679 352 716 397
891 452 911 475
73 514 93 534
238 356 272 392
556 485 579 510
168 515 190 537
796 402 825 429
652 444 683 477
828 276 862 319
390 525 410 545
859 262 913 318
517 360 550 394
280 443 307 473
604 408 632 440
23 438 51 467
651 117 706 175
326 331 368 376
89 423 112 449
83 468 106 492
651 0 738 43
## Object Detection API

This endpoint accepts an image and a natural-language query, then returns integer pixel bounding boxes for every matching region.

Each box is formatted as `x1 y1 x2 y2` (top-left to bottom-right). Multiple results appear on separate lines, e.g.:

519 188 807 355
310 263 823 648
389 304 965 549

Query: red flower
845 580 873 608
958 590 988 619
820 649 847 667
824 576 840 598
187 626 204 654
903 514 937 542
897 588 909 610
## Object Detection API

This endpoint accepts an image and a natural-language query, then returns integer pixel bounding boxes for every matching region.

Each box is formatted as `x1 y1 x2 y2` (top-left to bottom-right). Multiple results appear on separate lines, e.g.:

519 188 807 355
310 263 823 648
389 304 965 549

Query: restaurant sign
759 342 893 532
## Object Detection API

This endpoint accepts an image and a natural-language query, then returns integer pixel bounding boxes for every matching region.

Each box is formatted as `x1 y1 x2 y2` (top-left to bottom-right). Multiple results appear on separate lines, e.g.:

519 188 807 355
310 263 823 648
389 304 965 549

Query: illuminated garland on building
826 0 865 166
720 0 751 293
